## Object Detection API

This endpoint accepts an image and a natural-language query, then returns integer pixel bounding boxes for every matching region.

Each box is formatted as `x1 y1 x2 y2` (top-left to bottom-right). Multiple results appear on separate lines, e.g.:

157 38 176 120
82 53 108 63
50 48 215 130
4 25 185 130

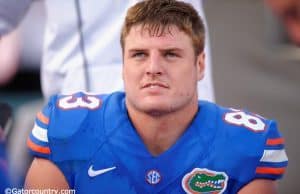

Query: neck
126 98 198 156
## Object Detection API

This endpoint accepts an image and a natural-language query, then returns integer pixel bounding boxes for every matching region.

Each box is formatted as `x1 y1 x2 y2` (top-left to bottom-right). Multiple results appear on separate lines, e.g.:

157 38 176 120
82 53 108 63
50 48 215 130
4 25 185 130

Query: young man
2 0 214 186
25 0 288 193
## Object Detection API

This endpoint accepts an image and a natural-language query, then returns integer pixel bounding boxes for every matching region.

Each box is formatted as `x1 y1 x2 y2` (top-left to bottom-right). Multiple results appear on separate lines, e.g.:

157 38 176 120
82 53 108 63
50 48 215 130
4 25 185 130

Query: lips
141 82 169 89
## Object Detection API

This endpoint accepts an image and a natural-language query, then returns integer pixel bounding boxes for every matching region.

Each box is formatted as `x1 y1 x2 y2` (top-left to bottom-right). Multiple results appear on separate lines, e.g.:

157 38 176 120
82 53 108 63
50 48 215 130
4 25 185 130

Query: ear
196 52 205 81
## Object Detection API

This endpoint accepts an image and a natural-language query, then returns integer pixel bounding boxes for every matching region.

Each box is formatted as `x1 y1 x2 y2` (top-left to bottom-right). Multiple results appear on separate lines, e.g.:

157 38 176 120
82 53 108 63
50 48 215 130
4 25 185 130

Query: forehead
124 24 193 49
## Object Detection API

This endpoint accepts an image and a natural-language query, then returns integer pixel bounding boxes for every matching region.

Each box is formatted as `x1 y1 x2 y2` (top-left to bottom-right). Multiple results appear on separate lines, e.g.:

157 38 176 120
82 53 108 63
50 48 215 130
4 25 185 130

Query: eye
131 51 147 59
165 51 179 58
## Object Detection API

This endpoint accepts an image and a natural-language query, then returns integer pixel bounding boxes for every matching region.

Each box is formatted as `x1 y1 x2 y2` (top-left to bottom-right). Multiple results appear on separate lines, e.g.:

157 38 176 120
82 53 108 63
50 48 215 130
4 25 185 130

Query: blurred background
0 0 299 193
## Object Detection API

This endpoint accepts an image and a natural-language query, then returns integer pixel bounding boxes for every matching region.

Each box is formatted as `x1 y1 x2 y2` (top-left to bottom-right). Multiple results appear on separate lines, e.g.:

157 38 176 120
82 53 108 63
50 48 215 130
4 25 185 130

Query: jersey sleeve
27 99 53 159
27 92 105 160
26 92 106 187
254 120 288 180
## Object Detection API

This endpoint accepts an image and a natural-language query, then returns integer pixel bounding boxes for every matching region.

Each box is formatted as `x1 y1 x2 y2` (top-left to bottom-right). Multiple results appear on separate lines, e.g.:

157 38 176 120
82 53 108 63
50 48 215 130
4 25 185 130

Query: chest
70 135 256 194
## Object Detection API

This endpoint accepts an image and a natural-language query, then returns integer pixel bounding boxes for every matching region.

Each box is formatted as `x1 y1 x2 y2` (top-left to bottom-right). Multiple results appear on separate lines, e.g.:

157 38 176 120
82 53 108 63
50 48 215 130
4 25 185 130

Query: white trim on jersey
260 149 288 163
32 123 49 143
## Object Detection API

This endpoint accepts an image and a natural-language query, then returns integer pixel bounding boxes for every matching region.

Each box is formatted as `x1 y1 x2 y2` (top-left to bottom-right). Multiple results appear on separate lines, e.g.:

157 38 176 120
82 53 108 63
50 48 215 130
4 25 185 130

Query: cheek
123 64 134 78
175 69 198 93
173 75 196 92
122 67 132 87
125 70 137 82
123 66 141 87
180 67 198 83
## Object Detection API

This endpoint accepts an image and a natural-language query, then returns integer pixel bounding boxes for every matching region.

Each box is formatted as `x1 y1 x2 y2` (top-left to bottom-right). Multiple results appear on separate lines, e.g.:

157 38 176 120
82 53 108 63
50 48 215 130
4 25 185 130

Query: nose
146 52 163 76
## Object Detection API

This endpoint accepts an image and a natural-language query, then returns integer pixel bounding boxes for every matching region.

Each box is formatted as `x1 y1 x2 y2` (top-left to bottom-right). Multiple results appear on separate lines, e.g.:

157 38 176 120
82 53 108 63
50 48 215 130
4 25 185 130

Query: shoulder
200 101 278 135
200 101 288 180
48 92 105 140
27 92 125 161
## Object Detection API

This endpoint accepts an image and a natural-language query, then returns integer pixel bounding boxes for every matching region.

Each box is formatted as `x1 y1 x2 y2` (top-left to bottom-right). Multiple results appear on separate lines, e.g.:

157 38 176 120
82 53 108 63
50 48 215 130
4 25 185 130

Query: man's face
266 0 300 45
122 25 205 116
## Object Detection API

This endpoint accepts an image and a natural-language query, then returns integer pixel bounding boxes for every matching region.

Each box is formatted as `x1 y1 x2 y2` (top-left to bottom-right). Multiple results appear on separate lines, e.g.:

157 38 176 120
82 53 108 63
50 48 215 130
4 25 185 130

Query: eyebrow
127 47 184 53
127 48 146 53
161 48 184 52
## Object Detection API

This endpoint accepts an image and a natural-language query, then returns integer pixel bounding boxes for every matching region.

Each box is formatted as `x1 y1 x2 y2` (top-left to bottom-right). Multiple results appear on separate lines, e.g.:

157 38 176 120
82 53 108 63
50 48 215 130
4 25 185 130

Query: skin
0 29 20 85
25 24 278 194
265 0 300 45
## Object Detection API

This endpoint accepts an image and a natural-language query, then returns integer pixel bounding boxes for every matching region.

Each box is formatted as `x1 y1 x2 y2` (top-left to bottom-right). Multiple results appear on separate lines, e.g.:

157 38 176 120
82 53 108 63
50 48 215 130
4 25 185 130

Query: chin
142 102 177 116
144 108 172 117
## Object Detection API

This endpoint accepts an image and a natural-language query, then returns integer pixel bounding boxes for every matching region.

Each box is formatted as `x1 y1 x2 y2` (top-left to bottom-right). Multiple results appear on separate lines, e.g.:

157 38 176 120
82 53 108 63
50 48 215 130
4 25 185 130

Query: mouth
141 82 169 89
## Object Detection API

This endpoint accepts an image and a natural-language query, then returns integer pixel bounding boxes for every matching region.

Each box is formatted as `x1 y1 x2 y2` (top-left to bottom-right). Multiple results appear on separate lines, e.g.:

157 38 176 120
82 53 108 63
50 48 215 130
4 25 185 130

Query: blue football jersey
27 92 288 194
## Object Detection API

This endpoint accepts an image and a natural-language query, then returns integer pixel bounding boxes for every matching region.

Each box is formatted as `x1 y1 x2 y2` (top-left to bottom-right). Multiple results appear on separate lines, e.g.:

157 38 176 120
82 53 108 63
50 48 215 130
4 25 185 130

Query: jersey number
58 95 101 110
224 110 265 132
